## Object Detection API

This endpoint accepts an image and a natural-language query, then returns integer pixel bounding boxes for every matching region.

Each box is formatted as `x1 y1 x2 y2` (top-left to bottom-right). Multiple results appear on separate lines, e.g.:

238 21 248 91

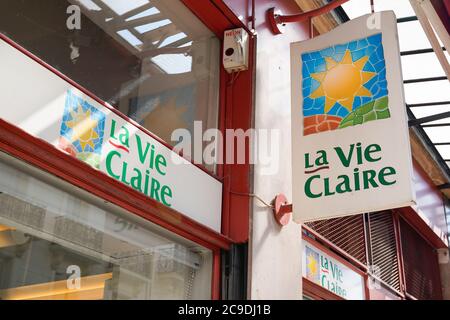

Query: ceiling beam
408 111 450 126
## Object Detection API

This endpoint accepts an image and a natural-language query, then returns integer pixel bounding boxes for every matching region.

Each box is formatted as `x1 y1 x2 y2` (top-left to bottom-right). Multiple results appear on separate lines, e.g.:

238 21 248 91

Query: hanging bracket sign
291 11 416 222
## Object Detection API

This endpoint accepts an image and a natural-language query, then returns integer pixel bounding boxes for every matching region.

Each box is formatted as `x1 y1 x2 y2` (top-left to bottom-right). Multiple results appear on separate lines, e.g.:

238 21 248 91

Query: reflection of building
0 160 210 300
0 0 449 300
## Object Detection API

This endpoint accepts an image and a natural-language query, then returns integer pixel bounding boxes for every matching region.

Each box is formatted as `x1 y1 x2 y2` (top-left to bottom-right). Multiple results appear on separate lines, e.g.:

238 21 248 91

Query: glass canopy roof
75 0 201 74
340 0 450 173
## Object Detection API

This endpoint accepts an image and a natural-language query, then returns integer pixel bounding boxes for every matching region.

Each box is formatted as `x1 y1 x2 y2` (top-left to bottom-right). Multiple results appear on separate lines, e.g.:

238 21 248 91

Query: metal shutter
305 214 367 264
367 211 401 292
399 218 442 300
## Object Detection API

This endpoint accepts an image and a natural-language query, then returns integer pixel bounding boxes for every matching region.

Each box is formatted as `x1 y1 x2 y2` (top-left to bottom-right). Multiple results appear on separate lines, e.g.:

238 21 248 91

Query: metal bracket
267 0 351 35
272 194 293 226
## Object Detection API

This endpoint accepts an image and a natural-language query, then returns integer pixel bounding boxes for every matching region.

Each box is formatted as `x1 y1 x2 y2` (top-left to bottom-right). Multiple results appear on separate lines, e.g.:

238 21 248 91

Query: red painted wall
411 160 448 245
431 0 450 34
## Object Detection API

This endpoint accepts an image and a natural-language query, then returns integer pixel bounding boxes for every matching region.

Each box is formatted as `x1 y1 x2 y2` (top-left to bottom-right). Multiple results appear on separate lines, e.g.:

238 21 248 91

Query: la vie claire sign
291 11 416 222
303 241 365 300
0 38 222 232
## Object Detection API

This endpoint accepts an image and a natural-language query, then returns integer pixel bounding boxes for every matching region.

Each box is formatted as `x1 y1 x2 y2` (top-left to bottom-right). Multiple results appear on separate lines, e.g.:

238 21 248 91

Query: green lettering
334 144 354 167
305 175 322 198
155 154 167 176
356 142 363 165
135 134 150 165
119 126 130 147
379 166 396 186
161 186 172 206
305 153 313 169
110 119 118 139
353 168 361 191
365 144 382 162
121 161 130 185
363 169 378 189
336 175 352 194
106 150 121 179
130 168 143 192
315 150 329 166
150 178 161 201
324 177 335 196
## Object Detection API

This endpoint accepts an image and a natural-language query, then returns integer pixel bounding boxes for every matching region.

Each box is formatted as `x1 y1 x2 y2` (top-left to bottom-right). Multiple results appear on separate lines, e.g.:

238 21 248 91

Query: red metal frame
267 0 350 34
211 249 222 300
181 0 254 244
181 0 252 38
303 278 345 300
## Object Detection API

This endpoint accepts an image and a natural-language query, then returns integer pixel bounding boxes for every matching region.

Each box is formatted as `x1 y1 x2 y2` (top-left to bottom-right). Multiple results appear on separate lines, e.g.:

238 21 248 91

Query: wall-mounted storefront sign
291 12 415 222
302 240 365 300
0 38 222 232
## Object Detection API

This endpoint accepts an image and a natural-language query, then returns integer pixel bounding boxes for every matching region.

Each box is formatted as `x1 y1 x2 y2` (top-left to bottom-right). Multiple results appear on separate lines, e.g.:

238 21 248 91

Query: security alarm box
223 28 249 73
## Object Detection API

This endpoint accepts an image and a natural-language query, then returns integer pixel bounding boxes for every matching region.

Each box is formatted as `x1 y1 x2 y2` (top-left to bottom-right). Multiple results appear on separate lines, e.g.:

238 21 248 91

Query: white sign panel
0 38 222 232
291 12 415 222
303 241 365 300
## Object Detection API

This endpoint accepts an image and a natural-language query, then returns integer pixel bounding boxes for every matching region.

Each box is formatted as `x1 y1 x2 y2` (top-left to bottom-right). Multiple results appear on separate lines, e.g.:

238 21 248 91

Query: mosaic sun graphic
59 90 106 169
305 246 320 284
301 33 390 136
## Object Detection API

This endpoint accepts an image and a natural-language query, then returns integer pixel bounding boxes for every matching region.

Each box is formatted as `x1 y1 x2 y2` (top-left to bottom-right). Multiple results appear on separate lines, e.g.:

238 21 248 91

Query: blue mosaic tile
300 33 389 119
315 58 326 72
348 41 357 51
302 53 311 61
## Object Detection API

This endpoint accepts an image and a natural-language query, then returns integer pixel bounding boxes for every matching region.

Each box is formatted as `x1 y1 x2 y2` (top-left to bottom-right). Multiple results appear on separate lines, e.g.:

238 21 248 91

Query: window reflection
0 154 212 300
0 0 220 171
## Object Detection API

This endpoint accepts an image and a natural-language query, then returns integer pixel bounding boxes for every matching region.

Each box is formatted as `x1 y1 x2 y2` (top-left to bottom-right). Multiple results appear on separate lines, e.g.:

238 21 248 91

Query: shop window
0 153 212 300
0 0 220 171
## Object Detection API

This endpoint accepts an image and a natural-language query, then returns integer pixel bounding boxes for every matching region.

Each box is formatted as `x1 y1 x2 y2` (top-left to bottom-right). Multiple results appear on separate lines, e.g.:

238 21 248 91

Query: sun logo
307 252 319 277
59 90 106 169
66 104 100 151
305 247 320 283
302 33 390 136
310 49 376 113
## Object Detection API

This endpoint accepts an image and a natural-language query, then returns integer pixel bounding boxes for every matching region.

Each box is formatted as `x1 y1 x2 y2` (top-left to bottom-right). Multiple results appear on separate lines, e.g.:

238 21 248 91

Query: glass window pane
410 105 450 125
398 21 433 51
404 80 450 104
102 0 150 15
342 0 372 19
375 0 415 18
436 145 450 160
424 127 450 143
0 0 220 171
0 154 212 300
401 52 446 80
